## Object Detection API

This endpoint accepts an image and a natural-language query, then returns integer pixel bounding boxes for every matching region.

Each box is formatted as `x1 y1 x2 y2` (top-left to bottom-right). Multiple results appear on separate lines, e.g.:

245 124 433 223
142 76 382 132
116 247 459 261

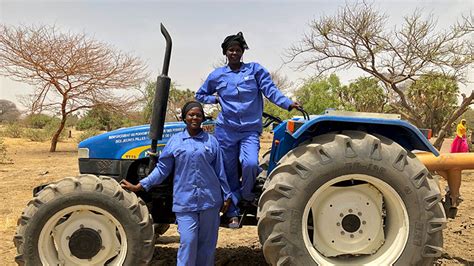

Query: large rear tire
257 131 446 265
14 175 154 266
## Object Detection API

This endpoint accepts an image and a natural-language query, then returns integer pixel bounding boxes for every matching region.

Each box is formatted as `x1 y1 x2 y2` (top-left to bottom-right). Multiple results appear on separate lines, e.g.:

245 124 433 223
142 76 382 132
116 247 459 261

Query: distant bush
77 129 100 142
0 138 13 164
0 100 21 123
24 114 59 129
24 128 49 142
3 123 23 138
76 116 99 131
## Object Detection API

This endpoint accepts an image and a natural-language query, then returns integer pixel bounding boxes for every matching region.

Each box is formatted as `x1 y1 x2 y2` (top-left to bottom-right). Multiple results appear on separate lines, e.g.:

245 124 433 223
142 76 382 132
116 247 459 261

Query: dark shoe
228 217 239 229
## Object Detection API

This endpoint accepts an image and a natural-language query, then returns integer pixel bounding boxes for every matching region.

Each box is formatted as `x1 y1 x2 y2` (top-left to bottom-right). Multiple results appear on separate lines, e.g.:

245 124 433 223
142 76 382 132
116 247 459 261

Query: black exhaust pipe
148 23 172 172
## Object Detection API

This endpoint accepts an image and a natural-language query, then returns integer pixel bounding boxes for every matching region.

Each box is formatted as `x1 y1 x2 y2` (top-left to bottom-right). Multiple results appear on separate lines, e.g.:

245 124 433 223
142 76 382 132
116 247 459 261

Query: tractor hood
78 122 186 160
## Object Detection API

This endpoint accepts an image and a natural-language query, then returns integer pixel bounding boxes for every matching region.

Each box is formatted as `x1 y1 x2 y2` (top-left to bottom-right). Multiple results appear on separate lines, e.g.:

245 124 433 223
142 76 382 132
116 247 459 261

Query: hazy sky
0 0 472 109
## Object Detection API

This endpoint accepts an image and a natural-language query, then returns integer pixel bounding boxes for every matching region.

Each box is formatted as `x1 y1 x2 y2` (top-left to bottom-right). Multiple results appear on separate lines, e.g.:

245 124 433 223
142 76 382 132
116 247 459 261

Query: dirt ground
0 136 473 265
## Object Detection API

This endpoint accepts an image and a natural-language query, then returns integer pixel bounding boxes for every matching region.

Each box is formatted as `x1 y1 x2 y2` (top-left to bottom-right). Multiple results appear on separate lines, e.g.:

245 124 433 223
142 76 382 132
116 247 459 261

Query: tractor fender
290 115 439 156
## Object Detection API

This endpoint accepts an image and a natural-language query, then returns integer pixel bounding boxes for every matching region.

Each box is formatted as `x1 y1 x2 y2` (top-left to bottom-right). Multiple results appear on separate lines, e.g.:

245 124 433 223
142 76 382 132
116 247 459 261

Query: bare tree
288 2 473 149
0 24 147 151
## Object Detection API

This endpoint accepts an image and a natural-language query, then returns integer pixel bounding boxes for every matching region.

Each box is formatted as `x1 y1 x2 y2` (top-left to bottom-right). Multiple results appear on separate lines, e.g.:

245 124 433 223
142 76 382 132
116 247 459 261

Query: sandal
450 195 464 208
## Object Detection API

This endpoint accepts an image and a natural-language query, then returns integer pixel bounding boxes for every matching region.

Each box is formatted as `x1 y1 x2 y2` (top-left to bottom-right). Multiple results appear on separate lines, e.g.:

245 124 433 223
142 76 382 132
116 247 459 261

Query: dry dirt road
0 136 472 265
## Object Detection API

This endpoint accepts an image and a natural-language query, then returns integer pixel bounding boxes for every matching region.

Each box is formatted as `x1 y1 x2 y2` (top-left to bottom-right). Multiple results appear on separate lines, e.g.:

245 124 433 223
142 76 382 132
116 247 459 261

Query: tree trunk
49 116 67 152
433 129 447 150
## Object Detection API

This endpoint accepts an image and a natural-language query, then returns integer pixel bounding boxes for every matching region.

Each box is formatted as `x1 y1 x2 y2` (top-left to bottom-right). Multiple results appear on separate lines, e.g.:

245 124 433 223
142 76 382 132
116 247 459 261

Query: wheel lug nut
340 213 344 217
101 246 105 250
97 229 102 234
362 220 366 225
358 212 362 216
66 236 70 240
348 209 353 213
340 231 345 235
336 222 341 226
80 224 84 228
359 230 363 234
350 234 354 238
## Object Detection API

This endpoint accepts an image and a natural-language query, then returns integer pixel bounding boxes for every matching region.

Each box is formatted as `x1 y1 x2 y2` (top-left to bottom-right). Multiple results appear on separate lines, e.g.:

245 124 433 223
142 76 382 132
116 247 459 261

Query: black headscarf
181 101 204 121
221 32 249 55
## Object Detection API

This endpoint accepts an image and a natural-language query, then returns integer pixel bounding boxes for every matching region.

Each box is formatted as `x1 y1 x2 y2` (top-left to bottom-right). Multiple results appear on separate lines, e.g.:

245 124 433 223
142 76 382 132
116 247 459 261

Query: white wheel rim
38 205 127 265
302 174 409 265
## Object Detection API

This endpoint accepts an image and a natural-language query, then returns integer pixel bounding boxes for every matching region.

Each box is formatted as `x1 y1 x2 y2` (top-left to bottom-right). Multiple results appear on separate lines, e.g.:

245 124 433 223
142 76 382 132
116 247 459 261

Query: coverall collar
182 129 205 140
224 62 249 73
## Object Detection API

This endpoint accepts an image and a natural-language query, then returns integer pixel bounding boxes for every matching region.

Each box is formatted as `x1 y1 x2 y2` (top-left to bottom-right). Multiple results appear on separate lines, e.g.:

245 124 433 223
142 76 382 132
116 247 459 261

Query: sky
0 0 472 110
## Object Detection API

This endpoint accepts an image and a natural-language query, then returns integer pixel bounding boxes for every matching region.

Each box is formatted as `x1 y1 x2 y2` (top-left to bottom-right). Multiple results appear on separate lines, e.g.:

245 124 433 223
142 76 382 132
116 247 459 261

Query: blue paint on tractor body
80 113 438 175
267 114 438 173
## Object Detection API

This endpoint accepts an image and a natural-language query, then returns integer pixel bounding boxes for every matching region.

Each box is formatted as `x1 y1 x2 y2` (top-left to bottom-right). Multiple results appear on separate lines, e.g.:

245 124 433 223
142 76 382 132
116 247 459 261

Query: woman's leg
215 126 241 218
196 207 221 266
175 212 199 266
239 131 260 201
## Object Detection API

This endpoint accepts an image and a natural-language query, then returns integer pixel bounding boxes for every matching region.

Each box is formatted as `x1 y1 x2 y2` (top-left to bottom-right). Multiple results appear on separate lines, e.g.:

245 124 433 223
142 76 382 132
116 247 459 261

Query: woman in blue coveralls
195 32 300 228
121 101 232 266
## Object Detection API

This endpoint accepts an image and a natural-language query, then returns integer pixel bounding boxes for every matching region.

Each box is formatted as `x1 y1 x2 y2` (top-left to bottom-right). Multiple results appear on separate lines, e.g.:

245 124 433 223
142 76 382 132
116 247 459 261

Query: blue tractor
14 25 446 265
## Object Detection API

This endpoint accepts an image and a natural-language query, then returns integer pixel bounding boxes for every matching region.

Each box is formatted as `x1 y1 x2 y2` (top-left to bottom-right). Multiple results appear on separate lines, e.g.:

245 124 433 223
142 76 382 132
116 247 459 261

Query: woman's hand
120 179 143 192
289 101 302 111
221 198 232 214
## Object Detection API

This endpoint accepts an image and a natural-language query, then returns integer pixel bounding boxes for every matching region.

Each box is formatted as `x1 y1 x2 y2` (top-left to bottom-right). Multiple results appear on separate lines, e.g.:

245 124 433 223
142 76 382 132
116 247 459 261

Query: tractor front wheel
14 175 154 265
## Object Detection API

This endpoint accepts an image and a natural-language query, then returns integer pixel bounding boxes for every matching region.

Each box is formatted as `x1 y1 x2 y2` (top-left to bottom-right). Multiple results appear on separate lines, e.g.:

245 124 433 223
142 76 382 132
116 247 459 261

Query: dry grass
0 137 79 264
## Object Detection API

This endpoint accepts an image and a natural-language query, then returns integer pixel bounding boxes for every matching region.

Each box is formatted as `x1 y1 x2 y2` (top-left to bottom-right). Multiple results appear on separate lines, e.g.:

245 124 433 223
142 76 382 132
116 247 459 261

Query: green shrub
76 116 100 131
3 123 23 138
24 128 49 142
24 114 59 129
77 129 100 142
0 138 13 164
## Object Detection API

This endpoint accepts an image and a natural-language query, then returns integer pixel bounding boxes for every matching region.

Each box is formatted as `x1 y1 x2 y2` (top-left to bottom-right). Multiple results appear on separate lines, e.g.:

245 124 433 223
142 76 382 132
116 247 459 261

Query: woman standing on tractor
195 32 300 227
121 101 232 266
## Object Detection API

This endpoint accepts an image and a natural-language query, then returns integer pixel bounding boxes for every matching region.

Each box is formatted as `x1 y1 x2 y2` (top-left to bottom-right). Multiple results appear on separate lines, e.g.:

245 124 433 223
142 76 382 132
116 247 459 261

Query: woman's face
225 44 243 65
185 107 204 130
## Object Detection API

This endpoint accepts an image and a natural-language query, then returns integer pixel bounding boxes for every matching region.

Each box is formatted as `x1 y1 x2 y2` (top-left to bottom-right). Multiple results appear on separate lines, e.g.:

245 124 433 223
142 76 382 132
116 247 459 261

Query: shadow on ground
150 246 268 266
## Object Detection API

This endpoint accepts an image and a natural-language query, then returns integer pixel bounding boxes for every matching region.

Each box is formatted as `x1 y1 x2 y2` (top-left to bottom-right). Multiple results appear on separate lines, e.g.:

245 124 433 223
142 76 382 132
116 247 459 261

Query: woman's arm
121 137 176 192
195 72 218 104
254 63 293 110
139 143 176 191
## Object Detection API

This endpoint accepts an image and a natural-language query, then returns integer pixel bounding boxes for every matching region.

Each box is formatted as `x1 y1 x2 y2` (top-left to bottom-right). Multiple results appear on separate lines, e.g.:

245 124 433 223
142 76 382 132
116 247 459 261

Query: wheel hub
69 228 102 259
311 183 385 257
44 208 124 265
341 214 360 233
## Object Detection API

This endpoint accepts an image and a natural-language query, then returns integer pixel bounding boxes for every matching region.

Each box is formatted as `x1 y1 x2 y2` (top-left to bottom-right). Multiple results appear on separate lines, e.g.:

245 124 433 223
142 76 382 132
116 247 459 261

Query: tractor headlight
78 148 89 158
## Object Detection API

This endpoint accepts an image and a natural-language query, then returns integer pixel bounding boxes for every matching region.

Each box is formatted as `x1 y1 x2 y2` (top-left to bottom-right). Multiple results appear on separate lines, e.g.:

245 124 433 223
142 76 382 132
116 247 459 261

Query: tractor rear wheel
14 175 154 265
257 131 446 265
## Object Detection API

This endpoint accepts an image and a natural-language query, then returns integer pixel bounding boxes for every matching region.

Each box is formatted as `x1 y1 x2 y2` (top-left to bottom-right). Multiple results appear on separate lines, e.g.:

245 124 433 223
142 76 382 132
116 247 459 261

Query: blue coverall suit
140 130 232 266
196 62 293 217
